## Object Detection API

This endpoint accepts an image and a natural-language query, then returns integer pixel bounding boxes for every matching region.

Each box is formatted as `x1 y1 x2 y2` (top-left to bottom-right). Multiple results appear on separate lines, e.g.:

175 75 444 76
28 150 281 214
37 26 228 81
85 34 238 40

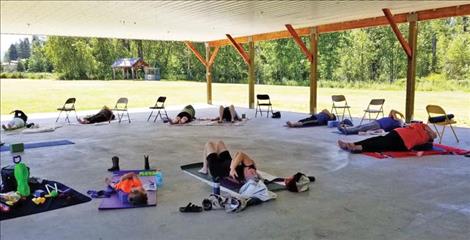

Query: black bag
1 165 17 193
1 164 30 193
272 111 281 119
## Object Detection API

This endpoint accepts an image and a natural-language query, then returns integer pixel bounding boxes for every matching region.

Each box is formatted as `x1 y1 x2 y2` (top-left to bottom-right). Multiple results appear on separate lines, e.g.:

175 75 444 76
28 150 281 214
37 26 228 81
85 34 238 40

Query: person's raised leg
199 141 217 174
216 140 228 154
229 105 236 122
218 106 224 123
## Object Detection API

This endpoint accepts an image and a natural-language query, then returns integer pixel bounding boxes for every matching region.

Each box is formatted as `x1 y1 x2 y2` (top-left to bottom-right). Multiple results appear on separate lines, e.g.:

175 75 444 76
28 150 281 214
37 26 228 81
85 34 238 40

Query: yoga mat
170 119 249 127
98 170 157 210
1 180 91 221
363 144 469 159
0 140 75 152
180 162 286 196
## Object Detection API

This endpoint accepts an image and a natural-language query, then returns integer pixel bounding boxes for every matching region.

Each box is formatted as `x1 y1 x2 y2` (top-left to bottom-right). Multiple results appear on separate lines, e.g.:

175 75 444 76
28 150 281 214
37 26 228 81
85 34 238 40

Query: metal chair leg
56 111 62 122
449 124 459 142
147 110 154 122
127 111 131 123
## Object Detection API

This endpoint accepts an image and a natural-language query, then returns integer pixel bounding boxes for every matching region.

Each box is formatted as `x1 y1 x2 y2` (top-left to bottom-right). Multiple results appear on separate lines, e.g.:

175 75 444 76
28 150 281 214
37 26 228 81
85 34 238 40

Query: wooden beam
309 28 318 114
285 24 313 62
205 43 213 104
383 9 412 58
209 4 470 47
406 14 418 122
226 34 250 65
207 46 220 67
184 41 207 67
248 38 255 109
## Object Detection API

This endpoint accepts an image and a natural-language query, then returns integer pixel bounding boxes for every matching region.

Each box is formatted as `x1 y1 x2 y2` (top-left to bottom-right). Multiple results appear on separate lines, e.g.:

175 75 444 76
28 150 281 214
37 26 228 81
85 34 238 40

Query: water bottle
155 169 163 188
212 177 220 195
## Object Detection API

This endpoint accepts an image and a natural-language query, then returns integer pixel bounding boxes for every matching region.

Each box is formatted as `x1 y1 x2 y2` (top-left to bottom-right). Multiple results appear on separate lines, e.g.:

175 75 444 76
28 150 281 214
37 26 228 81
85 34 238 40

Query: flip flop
179 202 203 213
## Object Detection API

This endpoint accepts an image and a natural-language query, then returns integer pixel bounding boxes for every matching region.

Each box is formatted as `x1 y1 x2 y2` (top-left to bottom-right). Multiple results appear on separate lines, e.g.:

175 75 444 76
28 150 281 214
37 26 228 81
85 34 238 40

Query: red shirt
114 177 143 193
394 123 430 150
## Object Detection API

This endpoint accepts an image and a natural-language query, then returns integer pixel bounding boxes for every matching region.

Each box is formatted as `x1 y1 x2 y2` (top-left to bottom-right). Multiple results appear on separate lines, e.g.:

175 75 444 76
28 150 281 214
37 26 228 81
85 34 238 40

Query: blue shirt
316 112 331 125
376 117 401 131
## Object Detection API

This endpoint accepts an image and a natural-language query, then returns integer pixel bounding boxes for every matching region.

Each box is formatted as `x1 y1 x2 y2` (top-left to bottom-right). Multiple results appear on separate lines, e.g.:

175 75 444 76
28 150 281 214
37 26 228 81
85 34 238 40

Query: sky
0 34 33 61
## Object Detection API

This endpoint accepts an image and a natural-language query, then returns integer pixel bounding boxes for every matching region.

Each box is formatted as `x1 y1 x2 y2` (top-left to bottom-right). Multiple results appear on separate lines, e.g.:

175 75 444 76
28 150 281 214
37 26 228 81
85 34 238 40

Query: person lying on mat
338 123 437 153
105 172 148 205
286 109 336 128
338 109 405 135
171 105 196 124
2 110 28 130
77 106 115 124
198 140 260 184
212 105 240 123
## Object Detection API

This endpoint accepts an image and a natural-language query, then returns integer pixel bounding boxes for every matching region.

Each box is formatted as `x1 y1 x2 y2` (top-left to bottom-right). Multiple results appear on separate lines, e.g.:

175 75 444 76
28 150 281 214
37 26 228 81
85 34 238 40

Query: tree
8 44 18 62
16 61 25 72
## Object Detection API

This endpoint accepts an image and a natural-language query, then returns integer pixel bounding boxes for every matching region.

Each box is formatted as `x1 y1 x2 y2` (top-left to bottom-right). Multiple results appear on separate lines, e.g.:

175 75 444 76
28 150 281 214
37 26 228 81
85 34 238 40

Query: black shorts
177 112 193 122
207 151 232 178
222 107 232 122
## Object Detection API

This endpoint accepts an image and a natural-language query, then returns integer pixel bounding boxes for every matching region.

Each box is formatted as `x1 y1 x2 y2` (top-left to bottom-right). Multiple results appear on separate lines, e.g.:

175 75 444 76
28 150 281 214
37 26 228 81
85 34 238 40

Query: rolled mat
0 140 75 152
98 170 157 210
362 143 469 159
180 162 286 196
1 179 91 221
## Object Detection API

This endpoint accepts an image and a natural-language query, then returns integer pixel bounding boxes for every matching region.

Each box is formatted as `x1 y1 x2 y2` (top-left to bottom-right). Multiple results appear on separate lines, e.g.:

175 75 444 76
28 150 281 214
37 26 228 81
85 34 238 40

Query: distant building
111 57 149 79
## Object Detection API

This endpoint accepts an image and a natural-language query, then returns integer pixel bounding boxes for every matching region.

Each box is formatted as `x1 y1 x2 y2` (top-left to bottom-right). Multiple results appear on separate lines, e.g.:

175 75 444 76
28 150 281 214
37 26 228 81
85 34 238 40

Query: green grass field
1 78 469 126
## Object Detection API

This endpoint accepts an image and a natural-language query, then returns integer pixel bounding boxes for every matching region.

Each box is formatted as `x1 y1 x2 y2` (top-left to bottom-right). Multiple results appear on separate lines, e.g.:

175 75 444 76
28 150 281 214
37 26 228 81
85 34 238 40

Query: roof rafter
209 4 470 47
383 8 412 58
285 24 313 62
226 34 250 65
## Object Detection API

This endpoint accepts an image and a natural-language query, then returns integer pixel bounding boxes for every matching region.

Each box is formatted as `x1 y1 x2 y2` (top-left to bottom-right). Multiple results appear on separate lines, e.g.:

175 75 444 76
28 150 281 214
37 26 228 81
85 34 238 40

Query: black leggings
354 130 407 152
298 115 322 127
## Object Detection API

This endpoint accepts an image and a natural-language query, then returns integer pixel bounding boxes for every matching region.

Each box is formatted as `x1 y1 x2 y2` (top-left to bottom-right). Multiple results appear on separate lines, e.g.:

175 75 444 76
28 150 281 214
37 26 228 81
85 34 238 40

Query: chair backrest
256 94 271 105
369 99 385 106
155 96 166 108
115 97 128 109
332 95 346 102
63 98 76 108
426 105 446 116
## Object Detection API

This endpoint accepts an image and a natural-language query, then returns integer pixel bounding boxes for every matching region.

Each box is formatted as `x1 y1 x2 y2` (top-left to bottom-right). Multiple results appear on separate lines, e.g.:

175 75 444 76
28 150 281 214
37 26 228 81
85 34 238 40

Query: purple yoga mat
98 170 157 210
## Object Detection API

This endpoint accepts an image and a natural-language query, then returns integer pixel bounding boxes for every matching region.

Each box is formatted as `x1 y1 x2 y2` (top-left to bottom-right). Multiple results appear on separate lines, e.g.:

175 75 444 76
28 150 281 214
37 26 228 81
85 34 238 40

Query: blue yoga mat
0 140 75 152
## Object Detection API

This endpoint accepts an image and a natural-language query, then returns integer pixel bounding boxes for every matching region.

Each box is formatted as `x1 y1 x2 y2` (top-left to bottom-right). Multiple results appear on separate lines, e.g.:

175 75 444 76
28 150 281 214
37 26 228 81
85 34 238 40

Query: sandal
179 202 203 213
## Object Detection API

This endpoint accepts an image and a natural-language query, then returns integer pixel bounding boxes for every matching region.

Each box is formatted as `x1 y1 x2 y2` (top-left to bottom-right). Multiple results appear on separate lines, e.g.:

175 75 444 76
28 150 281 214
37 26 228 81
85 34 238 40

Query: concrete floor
1 105 469 240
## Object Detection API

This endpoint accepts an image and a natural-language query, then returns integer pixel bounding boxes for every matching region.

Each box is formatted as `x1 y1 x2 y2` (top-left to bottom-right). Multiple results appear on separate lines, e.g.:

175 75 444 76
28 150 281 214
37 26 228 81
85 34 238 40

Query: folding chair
56 98 77 124
112 97 131 123
426 105 459 144
360 99 385 124
147 96 169 122
331 95 352 122
255 94 273 118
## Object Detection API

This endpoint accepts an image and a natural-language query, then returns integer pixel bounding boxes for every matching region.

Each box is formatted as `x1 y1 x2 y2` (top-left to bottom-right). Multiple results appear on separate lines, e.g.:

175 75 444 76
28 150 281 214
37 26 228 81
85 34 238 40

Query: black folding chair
56 98 77 124
331 95 352 122
255 94 273 118
360 99 385 124
147 96 169 122
112 97 131 123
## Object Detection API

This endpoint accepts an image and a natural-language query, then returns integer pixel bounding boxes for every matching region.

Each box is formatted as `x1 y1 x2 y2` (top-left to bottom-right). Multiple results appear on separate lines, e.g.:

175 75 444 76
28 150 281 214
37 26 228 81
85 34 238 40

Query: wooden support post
406 13 418 122
309 28 318 114
248 37 255 109
205 43 212 104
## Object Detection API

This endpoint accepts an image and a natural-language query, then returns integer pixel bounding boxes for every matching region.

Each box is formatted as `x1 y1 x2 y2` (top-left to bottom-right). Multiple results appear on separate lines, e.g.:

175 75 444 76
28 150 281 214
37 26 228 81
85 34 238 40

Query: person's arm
229 152 255 178
389 110 404 120
120 172 137 181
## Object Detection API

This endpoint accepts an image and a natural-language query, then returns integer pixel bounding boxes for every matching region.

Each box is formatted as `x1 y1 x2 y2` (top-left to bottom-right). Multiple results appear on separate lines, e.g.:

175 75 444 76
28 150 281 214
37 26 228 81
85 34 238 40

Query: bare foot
338 140 349 150
198 168 208 175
